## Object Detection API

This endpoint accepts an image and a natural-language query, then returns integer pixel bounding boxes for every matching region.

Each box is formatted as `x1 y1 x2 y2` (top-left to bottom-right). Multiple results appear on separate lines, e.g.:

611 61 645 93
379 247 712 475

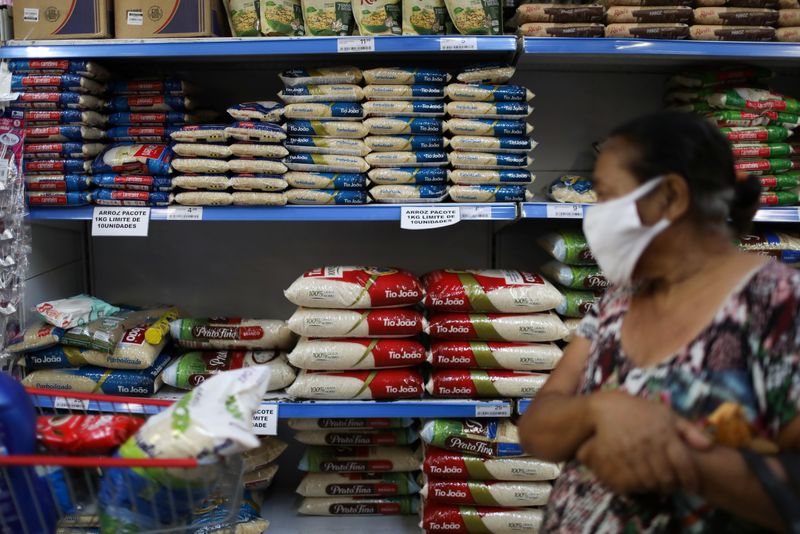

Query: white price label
252 404 279 436
166 206 203 220
92 207 150 237
475 404 512 417
440 37 478 51
401 206 460 230
23 7 39 21
338 37 375 53
126 9 144 25
460 206 493 220
546 203 584 219
53 397 90 411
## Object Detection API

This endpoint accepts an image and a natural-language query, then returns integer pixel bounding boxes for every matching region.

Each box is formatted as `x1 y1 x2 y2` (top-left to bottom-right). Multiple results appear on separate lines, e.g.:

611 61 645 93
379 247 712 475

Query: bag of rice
523 22 605 37
369 167 447 184
539 231 595 265
370 184 448 203
229 158 288 175
285 266 424 309
285 172 368 189
427 312 568 342
299 496 418 515
227 101 284 122
288 308 426 337
422 480 551 508
288 337 427 370
516 3 603 22
366 150 449 167
25 143 105 160
449 153 531 170
286 189 369 204
24 109 105 126
760 191 799 206
731 143 799 159
171 143 232 159
21 353 171 396
62 308 172 353
232 192 288 206
91 190 171 207
27 191 92 206
92 144 172 175
281 67 363 87
423 446 561 481
243 437 290 471
229 174 288 191
294 427 418 446
364 85 445 101
738 231 800 264
709 89 800 114
170 125 229 144
735 159 800 175
541 261 608 291
107 126 180 143
605 5 693 22
456 65 515 85
19 346 90 370
230 143 289 158
296 473 420 497
298 445 421 472
285 153 370 173
170 318 295 350
172 175 231 190
760 173 800 192
225 122 287 143
75 322 169 369
26 125 105 142
445 85 534 103
449 136 534 153
693 6 779 25
365 135 448 152
35 295 120 330
279 85 365 104
605 23 690 38
427 370 548 398
777 27 800 41
289 418 414 430
705 111 773 128
174 192 233 206
26 174 92 192
245 464 280 491
171 158 230 174
719 126 793 143
549 175 597 203
161 350 295 390
12 92 105 110
284 103 366 121
449 185 533 202
26 159 93 175
285 120 370 139
363 68 450 85
429 341 562 371
287 369 425 399
6 323 65 353
284 137 371 156
561 317 581 342
447 102 532 120
422 505 544 534
364 116 445 135
443 0 501 34
108 96 195 113
363 101 446 118
423 270 562 313
557 288 601 318
9 59 111 80
420 418 523 457
448 169 533 185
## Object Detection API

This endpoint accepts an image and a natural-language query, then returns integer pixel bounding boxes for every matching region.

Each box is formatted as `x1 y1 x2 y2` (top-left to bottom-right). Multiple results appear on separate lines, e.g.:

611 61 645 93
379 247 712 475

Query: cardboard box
12 0 112 39
114 0 225 38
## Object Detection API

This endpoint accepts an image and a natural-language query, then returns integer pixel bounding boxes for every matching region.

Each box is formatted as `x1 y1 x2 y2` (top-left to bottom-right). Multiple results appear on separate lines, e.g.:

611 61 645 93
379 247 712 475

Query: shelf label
166 206 203 221
252 404 279 436
338 37 375 54
401 206 460 230
23 7 39 21
440 37 478 51
91 207 150 237
126 10 144 25
460 206 493 220
546 203 584 219
53 397 89 411
475 404 512 417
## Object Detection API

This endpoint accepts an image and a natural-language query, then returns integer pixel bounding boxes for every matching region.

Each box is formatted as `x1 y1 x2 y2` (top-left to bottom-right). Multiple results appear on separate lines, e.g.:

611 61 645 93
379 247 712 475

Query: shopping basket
0 388 246 534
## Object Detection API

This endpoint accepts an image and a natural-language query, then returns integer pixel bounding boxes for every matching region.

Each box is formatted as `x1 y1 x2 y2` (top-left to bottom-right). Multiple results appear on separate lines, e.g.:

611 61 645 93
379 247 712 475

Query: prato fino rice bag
169 318 295 350
288 338 427 369
422 480 552 508
287 369 425 399
161 350 296 390
427 313 568 342
420 418 523 458
542 261 608 291
423 446 562 481
428 341 562 371
539 231 596 265
288 418 414 430
557 288 601 318
288 308 426 338
35 294 120 329
298 445 421 472
293 427 418 446
427 370 548 398
298 496 418 515
284 267 424 309
423 269 563 313
422 505 544 534
296 473 420 497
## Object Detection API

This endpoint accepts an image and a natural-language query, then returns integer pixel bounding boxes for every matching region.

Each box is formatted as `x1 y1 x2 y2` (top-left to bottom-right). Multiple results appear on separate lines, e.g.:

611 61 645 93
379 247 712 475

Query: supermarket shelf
0 36 518 59
753 207 800 223
518 398 531 415
521 202 800 223
28 203 519 222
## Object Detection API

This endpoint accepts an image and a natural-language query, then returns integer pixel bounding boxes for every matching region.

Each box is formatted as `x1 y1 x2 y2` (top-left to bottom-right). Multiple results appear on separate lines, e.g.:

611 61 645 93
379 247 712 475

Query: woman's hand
576 390 711 495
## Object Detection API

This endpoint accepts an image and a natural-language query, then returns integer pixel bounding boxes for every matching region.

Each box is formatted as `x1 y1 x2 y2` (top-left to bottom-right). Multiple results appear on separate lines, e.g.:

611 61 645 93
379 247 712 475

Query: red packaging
288 369 425 400
426 370 548 398
37 415 145 454
422 504 543 534
284 267 424 309
426 312 568 342
428 341 562 370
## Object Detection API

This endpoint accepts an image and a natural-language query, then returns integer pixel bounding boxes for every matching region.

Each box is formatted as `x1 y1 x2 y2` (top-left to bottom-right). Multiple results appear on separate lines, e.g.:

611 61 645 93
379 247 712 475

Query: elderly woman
519 112 800 533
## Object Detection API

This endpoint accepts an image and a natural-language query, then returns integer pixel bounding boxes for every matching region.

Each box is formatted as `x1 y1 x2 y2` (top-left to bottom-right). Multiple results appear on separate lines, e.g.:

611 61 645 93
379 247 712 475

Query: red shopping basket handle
0 455 199 468
24 387 177 407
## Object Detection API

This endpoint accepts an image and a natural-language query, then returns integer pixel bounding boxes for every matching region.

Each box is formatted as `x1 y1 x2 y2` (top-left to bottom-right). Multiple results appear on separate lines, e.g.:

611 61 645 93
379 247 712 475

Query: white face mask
582 177 670 287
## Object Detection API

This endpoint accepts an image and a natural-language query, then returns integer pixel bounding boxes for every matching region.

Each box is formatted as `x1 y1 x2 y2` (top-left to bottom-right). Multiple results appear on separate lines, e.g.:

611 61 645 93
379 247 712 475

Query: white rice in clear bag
285 137 371 157
284 120 369 139
229 175 288 191
457 65 516 84
171 158 230 174
364 135 448 152
225 122 287 143
229 159 288 174
172 175 231 190
370 184 448 203
170 125 229 143
286 189 368 204
449 152 532 170
450 136 535 153
227 101 284 122
232 192 288 205
446 119 534 137
368 167 446 184
448 169 534 185
363 68 451 85
284 103 366 121
421 480 552 507
363 85 446 101
230 143 289 158
171 143 232 159
278 85 365 103
363 101 446 117
446 101 534 119
280 67 363 87
174 191 233 205
363 117 445 135
285 154 370 173
365 151 448 167
445 84 534 102
449 185 533 202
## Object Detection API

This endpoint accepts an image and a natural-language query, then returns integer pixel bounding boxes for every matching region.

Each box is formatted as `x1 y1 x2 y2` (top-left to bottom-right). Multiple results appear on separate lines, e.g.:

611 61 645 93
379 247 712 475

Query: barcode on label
546 203 584 219
338 37 375 53
440 37 478 51
460 206 493 220
126 10 144 25
166 206 203 220
475 404 512 417
53 398 90 410
23 8 39 21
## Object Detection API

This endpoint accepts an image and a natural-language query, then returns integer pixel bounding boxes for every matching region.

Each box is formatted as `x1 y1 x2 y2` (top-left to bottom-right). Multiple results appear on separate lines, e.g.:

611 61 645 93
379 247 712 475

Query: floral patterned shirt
543 261 800 534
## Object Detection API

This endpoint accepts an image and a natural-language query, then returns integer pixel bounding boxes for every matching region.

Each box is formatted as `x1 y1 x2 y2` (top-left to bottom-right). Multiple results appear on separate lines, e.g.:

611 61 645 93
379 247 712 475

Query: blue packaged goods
286 189 369 205
6 323 65 353
420 418 524 458
549 175 597 204
227 101 284 122
737 232 800 266
11 74 105 95
448 169 534 185
363 68 451 85
363 85 446 101
25 125 105 142
93 174 173 192
25 159 92 174
446 101 534 119
284 120 368 139
450 136 534 153
284 102 366 121
7 60 110 80
25 175 92 192
108 96 195 112
364 101 446 117
283 153 369 173
370 184 448 203
225 122 287 143
190 492 267 533
445 84 534 103
20 353 171 396
449 152 531 169
26 191 91 206
108 79 190 95
109 112 189 125
92 189 171 206
171 124 229 143
364 117 445 135
457 64 516 84
21 345 91 370
366 150 449 167
23 110 107 126
285 172 367 189
365 135 447 151
107 126 180 142
11 92 105 110
449 185 532 202
284 137 370 156
92 144 173 175
280 67 364 87
280 85 365 103
24 143 105 159
368 167 447 185
446 119 534 137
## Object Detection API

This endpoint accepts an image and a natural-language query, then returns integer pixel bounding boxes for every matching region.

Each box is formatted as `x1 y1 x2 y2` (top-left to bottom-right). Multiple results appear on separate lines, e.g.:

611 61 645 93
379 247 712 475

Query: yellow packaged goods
402 0 448 34
779 9 800 26
443 0 502 34
301 0 356 35
605 5 693 23
170 318 295 350
261 0 305 35
243 437 289 471
145 308 180 345
232 192 288 205
352 0 402 35
777 27 800 41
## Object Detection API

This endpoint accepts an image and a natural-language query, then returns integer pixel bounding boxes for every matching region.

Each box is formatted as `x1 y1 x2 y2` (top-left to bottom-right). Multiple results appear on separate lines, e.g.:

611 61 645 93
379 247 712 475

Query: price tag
475 404 512 417
53 398 90 411
166 206 203 221
91 207 150 237
23 7 39 21
546 203 584 219
440 37 478 51
338 37 375 53
252 404 279 436
401 206 460 230
460 206 493 220
126 10 144 25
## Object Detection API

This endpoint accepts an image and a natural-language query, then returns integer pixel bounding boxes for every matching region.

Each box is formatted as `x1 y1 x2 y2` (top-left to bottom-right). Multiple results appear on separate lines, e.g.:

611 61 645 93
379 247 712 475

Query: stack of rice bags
778 0 800 41
9 60 110 208
604 1 693 40
419 418 561 534
516 3 605 37
292 417 421 517
280 67 370 205
361 67 450 204
690 1 779 41
446 65 535 204
90 141 173 207
285 266 426 400
423 270 566 398
737 230 800 268
539 232 606 337
11 295 176 397
667 67 800 207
